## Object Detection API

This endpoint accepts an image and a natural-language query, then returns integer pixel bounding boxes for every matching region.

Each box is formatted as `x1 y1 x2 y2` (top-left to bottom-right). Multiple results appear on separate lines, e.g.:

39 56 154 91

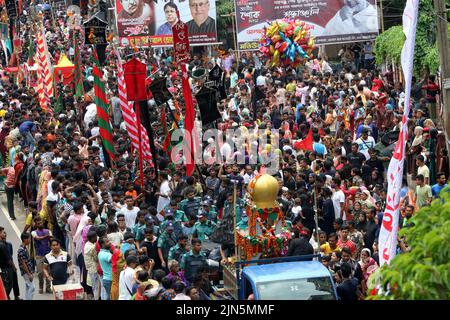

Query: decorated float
236 174 292 261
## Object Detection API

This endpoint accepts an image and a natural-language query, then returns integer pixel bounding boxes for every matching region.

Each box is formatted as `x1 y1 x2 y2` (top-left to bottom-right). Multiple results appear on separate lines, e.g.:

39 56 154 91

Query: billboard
115 0 217 47
235 0 379 50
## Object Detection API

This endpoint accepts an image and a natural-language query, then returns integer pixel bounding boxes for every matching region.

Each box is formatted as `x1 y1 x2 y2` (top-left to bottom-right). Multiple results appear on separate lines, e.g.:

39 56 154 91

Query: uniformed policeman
192 212 217 241
223 192 245 224
159 208 183 237
168 234 189 263
157 223 178 269
179 187 202 220
199 200 218 223
136 215 159 247
164 199 188 223
180 238 208 284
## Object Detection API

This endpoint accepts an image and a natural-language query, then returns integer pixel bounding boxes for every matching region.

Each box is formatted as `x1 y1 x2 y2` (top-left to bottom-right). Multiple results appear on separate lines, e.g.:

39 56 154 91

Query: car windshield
256 277 335 300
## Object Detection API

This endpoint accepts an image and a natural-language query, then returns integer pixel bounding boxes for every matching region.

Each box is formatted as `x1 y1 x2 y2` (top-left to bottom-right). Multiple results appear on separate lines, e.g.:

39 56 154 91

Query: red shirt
1 167 15 188
337 239 357 256
422 82 440 103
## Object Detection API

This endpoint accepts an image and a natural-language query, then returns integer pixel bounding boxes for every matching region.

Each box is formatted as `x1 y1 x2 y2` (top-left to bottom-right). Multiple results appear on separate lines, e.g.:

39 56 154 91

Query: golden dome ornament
248 174 280 209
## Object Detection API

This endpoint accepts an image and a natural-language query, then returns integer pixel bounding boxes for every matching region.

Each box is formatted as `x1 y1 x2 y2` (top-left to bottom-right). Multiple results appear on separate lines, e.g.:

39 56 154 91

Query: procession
0 0 449 302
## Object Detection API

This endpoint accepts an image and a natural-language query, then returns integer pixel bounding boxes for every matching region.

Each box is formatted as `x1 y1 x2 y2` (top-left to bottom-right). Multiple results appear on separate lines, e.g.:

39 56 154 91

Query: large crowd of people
0 4 448 301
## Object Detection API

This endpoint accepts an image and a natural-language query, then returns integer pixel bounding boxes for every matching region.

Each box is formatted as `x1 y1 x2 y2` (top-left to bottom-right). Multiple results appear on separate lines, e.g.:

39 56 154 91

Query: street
0 193 52 300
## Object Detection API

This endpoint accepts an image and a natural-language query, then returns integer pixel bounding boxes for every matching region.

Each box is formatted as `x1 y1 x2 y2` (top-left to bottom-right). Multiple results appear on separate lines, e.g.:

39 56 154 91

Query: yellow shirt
286 83 296 93
320 243 341 255
25 211 47 227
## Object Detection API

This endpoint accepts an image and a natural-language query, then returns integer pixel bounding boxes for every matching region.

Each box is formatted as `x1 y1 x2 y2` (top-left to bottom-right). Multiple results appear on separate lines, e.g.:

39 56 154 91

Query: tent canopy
54 54 75 69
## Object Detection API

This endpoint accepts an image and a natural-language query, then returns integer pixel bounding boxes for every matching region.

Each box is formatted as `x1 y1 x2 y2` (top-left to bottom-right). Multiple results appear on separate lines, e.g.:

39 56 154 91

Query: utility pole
434 0 450 170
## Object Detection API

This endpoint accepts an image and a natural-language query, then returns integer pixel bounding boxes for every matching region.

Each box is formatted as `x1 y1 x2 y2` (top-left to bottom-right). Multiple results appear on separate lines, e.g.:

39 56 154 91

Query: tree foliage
367 190 450 300
374 0 446 75
216 0 234 48
374 25 405 65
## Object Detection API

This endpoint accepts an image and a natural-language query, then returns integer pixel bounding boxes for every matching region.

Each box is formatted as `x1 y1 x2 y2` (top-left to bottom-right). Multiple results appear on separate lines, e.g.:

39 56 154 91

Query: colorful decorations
259 18 315 68
248 174 279 209
237 174 292 260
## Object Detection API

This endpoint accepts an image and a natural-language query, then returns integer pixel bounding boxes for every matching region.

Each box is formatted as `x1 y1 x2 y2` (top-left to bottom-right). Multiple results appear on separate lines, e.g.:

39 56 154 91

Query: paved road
0 193 52 300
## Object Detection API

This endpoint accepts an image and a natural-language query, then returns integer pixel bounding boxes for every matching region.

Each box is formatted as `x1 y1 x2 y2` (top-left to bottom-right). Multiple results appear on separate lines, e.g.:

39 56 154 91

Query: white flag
378 0 419 266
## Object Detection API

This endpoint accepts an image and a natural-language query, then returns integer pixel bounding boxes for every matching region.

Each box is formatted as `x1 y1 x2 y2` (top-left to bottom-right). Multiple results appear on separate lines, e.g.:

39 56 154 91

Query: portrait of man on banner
186 0 216 35
153 0 217 45
322 0 378 35
116 0 155 38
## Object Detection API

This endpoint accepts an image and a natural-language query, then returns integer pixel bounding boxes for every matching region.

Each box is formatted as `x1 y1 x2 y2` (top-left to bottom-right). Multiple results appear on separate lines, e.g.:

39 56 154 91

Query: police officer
180 238 208 284
168 234 189 263
192 212 217 241
199 199 218 223
136 215 159 244
157 223 178 269
164 200 188 223
179 187 202 220
159 209 183 238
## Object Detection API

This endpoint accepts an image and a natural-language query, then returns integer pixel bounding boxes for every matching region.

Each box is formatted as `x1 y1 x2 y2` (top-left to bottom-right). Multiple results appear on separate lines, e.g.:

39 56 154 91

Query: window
257 277 335 300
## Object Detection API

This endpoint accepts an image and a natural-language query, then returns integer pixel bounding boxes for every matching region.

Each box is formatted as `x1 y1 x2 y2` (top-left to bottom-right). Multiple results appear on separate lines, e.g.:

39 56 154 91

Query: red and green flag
27 40 35 66
93 48 115 161
73 36 84 99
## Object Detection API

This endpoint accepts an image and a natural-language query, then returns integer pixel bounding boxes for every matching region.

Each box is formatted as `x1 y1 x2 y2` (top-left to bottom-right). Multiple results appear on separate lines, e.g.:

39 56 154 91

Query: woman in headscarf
360 189 376 209
13 152 25 201
382 104 395 131
299 193 315 232
342 134 353 155
424 128 438 185
407 126 424 176
358 248 378 294
0 122 10 166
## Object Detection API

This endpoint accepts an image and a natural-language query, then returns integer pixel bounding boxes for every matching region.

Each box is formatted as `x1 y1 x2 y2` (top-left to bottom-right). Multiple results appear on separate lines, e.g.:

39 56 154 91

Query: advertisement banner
235 0 379 50
115 0 217 47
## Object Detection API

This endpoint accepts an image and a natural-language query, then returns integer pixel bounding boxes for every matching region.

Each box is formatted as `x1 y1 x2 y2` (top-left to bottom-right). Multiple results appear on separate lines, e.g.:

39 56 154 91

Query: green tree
367 190 450 300
374 0 448 75
216 0 235 49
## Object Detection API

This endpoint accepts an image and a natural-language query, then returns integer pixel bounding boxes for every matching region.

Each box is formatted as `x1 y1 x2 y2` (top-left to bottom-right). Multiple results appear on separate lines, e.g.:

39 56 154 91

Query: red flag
294 128 314 151
182 63 195 176
173 12 195 176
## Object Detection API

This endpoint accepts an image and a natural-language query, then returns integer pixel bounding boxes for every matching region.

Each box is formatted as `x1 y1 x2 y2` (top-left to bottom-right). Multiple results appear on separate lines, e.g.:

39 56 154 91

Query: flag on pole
27 39 35 66
36 50 51 114
378 0 419 266
114 49 153 165
73 36 84 99
36 27 53 101
181 63 196 177
93 48 116 161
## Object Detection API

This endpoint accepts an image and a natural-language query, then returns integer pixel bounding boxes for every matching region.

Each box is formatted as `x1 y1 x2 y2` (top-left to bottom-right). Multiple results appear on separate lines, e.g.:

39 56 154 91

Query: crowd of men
0 4 447 301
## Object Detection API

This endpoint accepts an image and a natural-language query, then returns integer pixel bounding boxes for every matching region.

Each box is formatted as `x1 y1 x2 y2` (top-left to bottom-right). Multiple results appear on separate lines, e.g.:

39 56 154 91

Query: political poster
115 0 218 47
235 0 379 50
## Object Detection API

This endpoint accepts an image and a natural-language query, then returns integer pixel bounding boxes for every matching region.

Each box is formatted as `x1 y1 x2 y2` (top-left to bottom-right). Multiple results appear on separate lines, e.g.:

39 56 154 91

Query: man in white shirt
416 155 430 186
331 178 346 220
355 127 375 160
172 281 191 300
256 73 268 88
323 0 378 36
119 195 140 229
156 172 171 217
242 165 256 185
84 230 100 300
118 255 138 300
